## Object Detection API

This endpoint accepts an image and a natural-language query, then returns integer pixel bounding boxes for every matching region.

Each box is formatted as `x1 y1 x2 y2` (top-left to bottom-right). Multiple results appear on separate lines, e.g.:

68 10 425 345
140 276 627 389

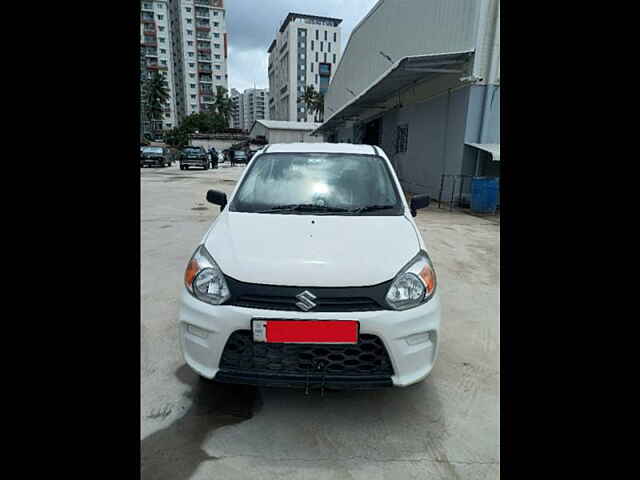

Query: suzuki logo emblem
295 290 317 311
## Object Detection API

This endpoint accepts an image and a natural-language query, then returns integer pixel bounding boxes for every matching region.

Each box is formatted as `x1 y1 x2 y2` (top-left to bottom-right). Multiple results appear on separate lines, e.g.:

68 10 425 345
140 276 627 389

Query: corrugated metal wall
326 0 479 115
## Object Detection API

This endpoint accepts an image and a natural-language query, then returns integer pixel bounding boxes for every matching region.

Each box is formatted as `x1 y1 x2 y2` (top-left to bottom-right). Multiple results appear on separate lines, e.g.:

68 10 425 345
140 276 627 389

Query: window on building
216 75 221 80
187 19 192 23
214 33 220 38
159 37 165 43
161 60 167 65
320 42 323 52
191 104 196 109
189 73 195 78
311 40 314 50
187 30 192 36
324 31 327 41
215 64 221 69
158 15 164 20
214 11 219 16
191 95 196 99
311 63 314 72
190 84 196 88
166 123 172 128
143 3 152 9
328 43 331 53
315 52 318 62
334 32 337 42
188 52 194 57
333 54 336 63
315 74 318 84
189 62 195 67
316 30 319 40
214 22 219 27
186 7 191 12
160 49 166 54
396 125 409 153
214 54 221 59
214 43 220 48
159 26 165 31
187 41 193 46
324 53 327 63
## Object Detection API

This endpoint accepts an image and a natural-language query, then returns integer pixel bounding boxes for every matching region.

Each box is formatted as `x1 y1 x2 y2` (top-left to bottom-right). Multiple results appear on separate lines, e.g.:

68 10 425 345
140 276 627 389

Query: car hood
204 212 420 287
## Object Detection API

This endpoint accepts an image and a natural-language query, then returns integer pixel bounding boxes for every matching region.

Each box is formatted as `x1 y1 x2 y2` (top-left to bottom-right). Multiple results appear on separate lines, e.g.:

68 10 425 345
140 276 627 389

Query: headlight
385 251 437 310
184 245 230 305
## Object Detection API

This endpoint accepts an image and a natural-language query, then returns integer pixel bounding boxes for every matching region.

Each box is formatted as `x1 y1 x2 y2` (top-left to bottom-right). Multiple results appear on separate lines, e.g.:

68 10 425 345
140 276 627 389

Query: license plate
252 319 359 344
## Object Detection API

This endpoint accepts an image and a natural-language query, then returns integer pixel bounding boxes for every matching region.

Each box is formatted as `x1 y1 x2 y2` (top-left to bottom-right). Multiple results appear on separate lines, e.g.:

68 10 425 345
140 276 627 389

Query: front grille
224 276 392 312
219 330 394 376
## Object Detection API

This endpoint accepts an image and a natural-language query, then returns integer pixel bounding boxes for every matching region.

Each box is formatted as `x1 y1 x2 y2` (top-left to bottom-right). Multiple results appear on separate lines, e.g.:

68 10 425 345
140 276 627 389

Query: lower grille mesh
220 330 394 376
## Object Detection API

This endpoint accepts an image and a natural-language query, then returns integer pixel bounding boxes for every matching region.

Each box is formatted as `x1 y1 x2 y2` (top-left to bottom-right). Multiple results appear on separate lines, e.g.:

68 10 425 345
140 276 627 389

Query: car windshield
235 151 247 157
143 147 163 154
230 153 403 215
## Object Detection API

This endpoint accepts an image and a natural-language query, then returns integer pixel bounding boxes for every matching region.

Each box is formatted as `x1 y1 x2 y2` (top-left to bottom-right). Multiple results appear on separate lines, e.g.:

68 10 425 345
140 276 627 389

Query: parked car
179 143 439 391
180 146 209 170
141 146 172 168
230 149 248 166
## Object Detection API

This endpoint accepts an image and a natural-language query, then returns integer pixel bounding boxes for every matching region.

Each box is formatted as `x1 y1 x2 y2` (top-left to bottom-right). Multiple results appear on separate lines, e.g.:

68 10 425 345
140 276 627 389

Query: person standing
209 147 218 169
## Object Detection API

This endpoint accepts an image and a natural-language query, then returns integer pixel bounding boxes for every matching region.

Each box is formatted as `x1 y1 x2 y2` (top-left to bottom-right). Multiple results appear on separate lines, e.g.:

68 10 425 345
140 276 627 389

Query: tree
142 71 170 137
212 86 231 129
313 92 325 123
298 85 318 120
163 125 190 148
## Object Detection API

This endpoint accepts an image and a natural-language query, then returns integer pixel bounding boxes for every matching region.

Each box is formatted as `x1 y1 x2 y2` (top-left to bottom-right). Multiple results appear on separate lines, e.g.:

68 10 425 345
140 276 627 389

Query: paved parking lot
141 161 500 480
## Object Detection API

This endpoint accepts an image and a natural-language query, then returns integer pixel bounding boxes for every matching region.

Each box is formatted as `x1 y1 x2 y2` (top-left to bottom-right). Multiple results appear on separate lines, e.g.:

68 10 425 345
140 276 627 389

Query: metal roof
466 143 500 161
314 50 474 134
252 119 323 131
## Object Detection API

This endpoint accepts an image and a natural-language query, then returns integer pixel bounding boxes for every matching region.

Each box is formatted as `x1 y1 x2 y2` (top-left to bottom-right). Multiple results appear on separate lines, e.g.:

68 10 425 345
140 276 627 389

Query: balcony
196 26 211 33
199 76 213 83
196 33 210 40
142 40 158 47
195 9 210 18
201 96 215 103
198 55 212 62
198 66 213 73
200 88 215 96
197 48 212 53
141 17 155 24
145 49 158 57
142 29 156 36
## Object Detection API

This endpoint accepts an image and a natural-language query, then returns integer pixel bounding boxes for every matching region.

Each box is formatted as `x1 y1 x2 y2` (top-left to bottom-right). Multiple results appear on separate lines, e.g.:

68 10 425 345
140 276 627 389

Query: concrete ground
141 160 500 480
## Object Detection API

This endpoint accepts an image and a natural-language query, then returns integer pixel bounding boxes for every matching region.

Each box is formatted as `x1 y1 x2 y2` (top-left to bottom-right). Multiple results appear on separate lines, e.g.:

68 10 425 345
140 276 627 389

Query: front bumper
143 158 165 166
178 289 441 388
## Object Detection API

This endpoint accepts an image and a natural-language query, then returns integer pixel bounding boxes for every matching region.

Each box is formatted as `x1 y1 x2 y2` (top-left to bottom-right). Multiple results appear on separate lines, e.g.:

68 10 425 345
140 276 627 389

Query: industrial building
267 13 343 122
315 0 500 204
249 120 323 144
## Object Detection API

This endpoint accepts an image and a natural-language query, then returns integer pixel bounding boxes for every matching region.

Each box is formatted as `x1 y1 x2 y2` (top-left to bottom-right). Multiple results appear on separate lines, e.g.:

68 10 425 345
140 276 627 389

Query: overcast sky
225 0 379 92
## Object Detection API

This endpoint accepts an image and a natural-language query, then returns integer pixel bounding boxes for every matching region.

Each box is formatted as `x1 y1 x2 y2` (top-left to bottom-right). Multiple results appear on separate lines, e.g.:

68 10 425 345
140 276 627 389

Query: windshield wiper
255 204 351 214
348 204 397 214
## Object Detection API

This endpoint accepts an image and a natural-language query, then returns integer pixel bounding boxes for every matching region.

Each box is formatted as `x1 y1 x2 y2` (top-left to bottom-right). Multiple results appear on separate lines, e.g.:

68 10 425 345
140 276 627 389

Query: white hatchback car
179 143 440 390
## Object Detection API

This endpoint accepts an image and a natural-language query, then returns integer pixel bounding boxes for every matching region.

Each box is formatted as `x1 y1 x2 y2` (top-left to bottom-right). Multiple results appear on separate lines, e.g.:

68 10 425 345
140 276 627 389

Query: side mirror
207 190 227 210
410 194 430 217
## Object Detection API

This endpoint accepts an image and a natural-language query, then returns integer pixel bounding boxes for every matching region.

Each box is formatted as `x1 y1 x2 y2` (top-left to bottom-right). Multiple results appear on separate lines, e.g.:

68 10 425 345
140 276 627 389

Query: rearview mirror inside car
410 194 430 217
206 190 227 210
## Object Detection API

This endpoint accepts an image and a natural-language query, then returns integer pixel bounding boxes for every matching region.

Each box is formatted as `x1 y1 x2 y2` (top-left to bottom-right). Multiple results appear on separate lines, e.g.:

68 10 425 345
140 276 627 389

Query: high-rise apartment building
141 0 229 131
267 13 342 122
230 88 242 129
141 1 178 130
230 88 270 131
169 0 229 123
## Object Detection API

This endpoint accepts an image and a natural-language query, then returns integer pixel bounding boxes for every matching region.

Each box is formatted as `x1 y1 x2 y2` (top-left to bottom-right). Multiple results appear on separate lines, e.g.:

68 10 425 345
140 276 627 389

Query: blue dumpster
471 177 499 214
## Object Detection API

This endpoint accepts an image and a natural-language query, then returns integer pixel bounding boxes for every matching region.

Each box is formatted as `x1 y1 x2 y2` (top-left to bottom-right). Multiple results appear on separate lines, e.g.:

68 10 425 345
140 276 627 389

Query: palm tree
298 85 318 121
142 71 170 137
313 92 325 123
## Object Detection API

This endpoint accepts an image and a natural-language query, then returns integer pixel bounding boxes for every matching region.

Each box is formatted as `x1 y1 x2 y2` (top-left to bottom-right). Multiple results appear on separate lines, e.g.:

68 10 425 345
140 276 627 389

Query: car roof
265 143 379 155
